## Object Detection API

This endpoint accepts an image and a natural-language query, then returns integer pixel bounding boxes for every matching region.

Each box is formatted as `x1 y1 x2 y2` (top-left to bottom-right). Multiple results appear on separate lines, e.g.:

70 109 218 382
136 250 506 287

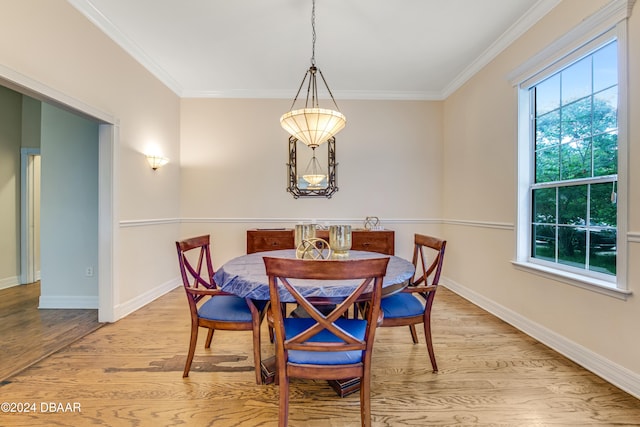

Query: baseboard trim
0 276 19 291
39 295 99 309
441 277 640 400
113 278 180 320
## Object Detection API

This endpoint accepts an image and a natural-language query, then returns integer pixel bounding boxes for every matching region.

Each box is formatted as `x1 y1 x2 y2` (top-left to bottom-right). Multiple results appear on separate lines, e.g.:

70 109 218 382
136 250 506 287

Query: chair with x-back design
378 233 446 372
176 235 267 383
264 256 389 427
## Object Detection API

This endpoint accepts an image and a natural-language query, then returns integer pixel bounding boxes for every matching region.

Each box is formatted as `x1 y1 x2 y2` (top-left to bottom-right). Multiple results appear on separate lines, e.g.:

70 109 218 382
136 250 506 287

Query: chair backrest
263 257 389 356
412 234 446 290
176 235 217 307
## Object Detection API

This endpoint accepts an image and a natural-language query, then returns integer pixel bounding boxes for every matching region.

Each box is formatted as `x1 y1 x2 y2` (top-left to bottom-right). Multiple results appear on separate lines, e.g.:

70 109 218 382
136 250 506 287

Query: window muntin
529 41 618 279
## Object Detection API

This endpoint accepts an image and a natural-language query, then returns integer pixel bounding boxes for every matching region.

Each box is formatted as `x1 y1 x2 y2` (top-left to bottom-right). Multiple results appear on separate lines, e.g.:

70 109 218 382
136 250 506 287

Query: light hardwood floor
1 286 638 426
0 282 101 381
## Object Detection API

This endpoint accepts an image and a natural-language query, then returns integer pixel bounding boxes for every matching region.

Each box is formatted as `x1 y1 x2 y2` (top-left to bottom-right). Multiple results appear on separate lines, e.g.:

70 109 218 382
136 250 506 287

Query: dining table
213 249 415 303
213 249 415 394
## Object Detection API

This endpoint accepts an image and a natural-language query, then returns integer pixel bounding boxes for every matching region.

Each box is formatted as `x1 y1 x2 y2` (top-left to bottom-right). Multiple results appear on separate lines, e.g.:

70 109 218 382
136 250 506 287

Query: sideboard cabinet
246 228 394 255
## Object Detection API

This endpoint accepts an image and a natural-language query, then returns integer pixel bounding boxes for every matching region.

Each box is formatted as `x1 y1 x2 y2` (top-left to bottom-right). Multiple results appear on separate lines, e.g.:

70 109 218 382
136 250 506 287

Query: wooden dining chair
264 256 389 427
175 235 267 384
378 233 446 372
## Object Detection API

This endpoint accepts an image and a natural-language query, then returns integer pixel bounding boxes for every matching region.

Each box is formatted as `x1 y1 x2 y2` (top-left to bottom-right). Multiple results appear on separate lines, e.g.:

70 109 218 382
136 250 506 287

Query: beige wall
443 0 640 386
179 98 444 264
0 0 181 314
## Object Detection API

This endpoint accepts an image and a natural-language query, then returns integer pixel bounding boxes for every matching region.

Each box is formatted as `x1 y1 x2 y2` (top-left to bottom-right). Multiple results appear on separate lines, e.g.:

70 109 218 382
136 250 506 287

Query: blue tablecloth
214 249 415 303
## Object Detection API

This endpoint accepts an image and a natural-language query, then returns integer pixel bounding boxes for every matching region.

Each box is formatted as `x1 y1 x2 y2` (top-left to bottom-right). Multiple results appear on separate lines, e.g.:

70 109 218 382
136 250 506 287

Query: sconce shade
146 155 169 170
280 107 346 149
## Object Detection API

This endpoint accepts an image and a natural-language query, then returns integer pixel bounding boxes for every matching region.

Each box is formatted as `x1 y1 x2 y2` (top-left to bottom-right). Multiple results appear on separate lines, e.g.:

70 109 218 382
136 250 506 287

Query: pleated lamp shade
280 107 346 148
146 155 169 170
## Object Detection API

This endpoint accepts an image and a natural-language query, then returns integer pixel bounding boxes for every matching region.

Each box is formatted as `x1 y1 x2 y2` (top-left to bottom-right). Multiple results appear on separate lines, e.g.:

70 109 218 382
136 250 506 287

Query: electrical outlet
85 266 94 277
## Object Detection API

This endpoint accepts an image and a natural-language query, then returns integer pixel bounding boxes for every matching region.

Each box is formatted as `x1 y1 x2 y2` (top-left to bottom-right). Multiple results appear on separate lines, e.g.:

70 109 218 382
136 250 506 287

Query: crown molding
68 0 561 101
67 0 183 95
180 88 445 101
442 0 561 98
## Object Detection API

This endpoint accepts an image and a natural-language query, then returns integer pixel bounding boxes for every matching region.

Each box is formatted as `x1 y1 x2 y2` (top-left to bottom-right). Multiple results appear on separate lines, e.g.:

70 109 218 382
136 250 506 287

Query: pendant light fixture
280 0 346 148
301 147 325 188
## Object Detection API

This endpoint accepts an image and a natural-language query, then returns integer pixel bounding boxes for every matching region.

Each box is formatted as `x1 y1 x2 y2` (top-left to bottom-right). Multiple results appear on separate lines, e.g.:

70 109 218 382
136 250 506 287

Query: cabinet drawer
246 230 294 254
351 230 394 255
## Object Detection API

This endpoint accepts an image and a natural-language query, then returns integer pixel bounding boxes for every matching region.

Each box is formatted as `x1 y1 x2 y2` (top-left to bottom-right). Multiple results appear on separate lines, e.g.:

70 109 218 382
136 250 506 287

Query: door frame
2 64 117 322
20 148 41 285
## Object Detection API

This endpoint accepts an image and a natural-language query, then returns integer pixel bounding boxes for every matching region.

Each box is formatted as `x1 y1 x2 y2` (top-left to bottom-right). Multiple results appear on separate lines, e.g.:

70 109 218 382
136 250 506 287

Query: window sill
511 261 632 300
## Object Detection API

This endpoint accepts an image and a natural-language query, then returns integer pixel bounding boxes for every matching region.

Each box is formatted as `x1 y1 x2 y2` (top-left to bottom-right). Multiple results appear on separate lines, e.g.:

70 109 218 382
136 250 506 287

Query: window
530 41 618 278
510 1 632 297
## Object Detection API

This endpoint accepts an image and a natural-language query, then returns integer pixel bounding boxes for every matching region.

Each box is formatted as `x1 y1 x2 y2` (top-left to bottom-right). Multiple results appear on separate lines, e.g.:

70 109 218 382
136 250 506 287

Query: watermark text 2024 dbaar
1 402 81 413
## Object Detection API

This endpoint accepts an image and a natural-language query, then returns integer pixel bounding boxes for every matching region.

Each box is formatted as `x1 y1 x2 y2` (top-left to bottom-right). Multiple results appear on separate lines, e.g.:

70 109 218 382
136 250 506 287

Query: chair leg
360 369 371 427
183 324 199 378
278 373 289 427
423 319 437 373
409 324 419 344
204 328 214 348
252 321 263 385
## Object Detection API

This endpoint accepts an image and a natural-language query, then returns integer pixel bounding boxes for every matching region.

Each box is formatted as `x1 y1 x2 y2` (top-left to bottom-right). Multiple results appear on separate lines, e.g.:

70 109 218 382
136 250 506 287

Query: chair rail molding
443 219 514 230
119 218 181 227
180 217 441 225
121 218 640 246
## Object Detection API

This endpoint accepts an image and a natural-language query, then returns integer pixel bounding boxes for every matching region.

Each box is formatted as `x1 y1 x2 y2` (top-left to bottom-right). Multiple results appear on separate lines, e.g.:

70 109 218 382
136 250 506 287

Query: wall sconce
146 154 169 170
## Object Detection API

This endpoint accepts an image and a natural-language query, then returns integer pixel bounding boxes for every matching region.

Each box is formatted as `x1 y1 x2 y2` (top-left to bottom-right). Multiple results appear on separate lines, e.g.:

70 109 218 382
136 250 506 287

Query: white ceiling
67 0 559 100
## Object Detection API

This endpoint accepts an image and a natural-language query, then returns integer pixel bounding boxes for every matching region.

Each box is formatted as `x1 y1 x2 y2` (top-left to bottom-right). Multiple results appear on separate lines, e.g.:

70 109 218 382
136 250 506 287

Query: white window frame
509 0 633 299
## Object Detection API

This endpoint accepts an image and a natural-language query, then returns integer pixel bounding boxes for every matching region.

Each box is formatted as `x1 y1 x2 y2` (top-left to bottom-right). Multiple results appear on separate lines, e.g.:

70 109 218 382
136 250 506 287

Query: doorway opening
1 70 116 323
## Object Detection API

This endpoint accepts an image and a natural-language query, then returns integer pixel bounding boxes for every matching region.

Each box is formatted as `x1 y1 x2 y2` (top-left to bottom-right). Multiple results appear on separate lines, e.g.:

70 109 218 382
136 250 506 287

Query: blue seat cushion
381 293 425 319
284 317 367 365
198 295 255 322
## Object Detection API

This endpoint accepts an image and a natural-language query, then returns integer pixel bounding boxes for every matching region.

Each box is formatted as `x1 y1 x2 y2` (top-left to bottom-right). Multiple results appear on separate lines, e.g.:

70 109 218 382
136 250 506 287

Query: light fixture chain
280 0 346 156
311 0 316 66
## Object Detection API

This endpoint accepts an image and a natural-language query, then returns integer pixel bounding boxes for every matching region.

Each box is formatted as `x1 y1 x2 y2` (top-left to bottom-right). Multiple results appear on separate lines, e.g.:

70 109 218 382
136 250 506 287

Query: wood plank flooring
0 282 101 381
1 286 638 426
